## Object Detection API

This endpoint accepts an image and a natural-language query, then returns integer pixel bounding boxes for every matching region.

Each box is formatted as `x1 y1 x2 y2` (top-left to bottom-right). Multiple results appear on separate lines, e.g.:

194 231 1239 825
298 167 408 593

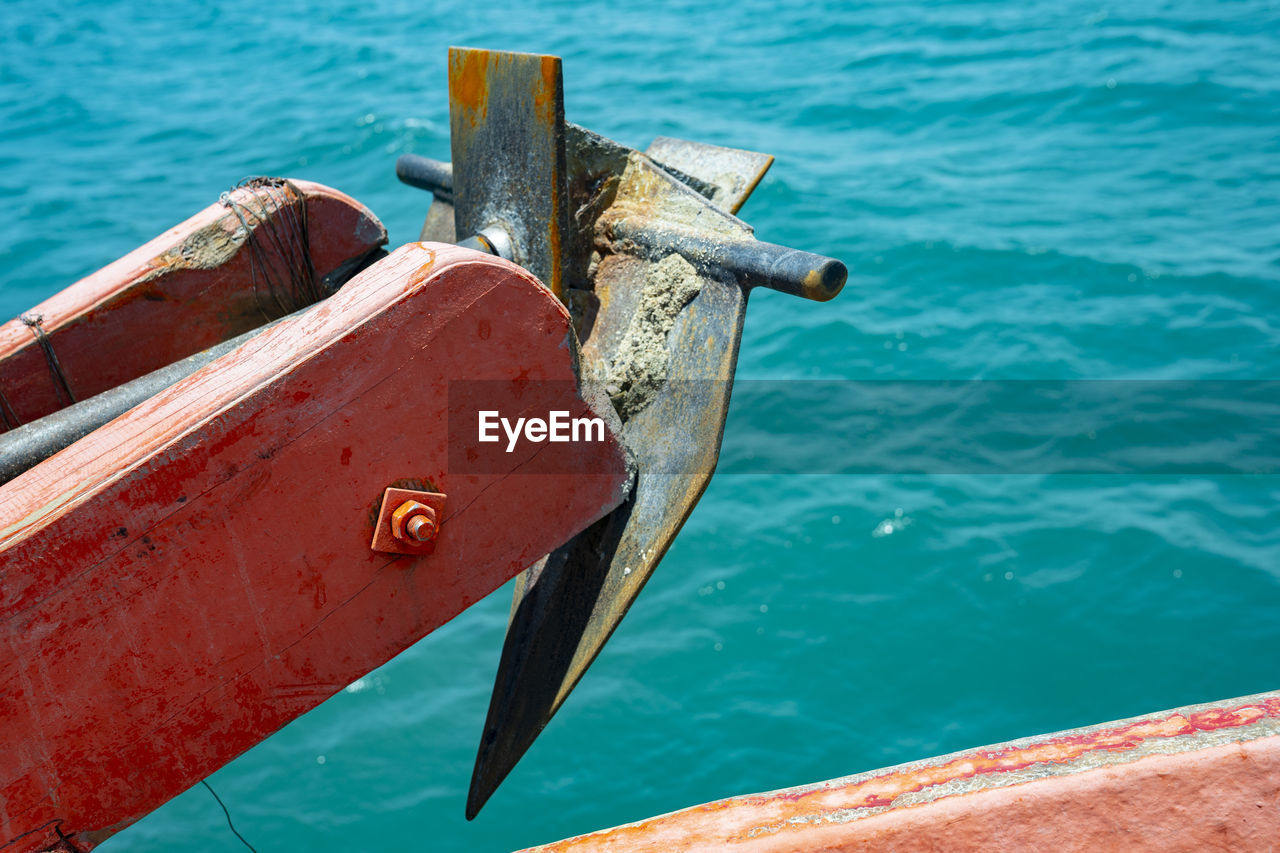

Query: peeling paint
522 691 1280 852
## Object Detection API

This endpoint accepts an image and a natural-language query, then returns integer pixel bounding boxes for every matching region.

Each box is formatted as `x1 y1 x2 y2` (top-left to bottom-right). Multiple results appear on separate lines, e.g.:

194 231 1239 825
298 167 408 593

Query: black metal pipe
0 318 287 486
605 216 847 302
395 155 454 203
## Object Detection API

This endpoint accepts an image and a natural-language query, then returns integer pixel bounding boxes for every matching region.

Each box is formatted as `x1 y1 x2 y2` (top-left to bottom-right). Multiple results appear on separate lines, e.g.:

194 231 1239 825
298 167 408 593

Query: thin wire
220 177 320 321
201 780 259 853
19 313 75 406
0 386 19 431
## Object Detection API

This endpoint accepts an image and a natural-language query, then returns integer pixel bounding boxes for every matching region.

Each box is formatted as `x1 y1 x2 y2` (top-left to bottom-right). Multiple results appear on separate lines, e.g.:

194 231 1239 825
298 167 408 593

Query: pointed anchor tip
465 764 488 820
466 744 511 821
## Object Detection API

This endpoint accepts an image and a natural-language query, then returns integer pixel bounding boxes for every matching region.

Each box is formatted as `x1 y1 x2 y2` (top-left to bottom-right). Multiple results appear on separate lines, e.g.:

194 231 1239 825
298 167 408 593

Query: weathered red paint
525 691 1280 852
0 180 386 427
0 244 631 852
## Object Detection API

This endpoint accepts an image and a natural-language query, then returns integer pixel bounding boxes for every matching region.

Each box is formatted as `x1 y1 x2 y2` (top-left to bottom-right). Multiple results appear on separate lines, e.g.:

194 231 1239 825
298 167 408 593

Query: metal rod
396 157 844 301
0 317 288 486
395 155 454 203
606 216 847 302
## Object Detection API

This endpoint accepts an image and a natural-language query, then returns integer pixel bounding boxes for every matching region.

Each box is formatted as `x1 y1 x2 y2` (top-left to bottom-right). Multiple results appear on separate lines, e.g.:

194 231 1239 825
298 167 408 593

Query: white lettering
481 411 608 452
573 416 604 443
502 417 525 453
549 410 569 442
478 411 500 442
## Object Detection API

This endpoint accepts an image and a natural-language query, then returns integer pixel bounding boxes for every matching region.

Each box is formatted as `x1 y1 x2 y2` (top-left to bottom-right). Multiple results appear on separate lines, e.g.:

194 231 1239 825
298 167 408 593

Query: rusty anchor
396 46 847 818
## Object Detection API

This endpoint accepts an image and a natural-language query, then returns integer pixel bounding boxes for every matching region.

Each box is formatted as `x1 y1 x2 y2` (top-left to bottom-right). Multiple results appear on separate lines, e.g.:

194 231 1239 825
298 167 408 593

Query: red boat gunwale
0 180 387 429
523 691 1280 852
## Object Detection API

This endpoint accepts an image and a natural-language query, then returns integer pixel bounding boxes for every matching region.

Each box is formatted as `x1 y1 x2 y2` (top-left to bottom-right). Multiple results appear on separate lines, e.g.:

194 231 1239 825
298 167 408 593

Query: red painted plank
0 180 387 428
0 243 632 852
523 693 1280 853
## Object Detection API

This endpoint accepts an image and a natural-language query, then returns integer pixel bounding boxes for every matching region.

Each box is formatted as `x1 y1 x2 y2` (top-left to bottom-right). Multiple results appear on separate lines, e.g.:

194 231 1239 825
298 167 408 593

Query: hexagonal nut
390 500 438 543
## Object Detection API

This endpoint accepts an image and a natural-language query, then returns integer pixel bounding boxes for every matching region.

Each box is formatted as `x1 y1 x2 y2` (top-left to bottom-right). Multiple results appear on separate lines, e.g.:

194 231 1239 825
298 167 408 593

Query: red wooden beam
0 243 632 852
523 692 1280 853
0 180 387 428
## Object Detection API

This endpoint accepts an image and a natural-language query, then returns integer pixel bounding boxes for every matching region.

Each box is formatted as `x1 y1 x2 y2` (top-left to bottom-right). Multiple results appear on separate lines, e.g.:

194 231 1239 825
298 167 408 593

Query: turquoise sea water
4 1 1280 849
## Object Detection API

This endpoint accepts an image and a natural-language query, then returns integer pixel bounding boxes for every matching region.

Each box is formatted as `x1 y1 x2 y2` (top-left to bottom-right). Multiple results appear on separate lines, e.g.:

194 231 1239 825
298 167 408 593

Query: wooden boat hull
0 243 632 852
525 691 1280 852
0 180 386 428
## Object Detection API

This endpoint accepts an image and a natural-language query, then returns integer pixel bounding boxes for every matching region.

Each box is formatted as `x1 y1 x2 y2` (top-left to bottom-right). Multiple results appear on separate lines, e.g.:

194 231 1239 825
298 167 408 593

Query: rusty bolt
406 514 436 541
390 500 438 544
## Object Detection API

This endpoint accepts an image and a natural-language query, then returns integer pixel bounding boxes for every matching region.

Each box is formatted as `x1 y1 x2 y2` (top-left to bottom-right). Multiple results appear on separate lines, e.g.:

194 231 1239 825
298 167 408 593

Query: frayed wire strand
220 177 319 321
202 780 258 853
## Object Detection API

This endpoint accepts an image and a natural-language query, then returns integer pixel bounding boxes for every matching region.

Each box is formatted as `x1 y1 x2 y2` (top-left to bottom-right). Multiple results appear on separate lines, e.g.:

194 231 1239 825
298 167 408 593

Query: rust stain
369 486 446 556
548 185 563 300
802 268 825 300
450 49 491 125
801 265 844 302
363 477 440 535
544 59 564 300
534 55 559 115
406 246 437 288
533 54 563 300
